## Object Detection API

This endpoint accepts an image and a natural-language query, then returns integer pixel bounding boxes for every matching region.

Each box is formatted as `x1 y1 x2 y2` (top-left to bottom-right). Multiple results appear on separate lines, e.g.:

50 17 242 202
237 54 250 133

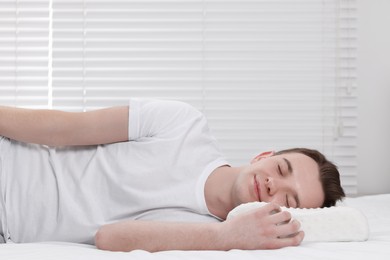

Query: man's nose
265 178 287 206
265 177 276 196
265 176 288 196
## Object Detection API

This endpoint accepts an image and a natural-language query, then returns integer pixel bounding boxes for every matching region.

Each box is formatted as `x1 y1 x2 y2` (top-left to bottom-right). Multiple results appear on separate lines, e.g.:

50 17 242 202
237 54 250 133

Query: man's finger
266 231 304 249
275 219 302 238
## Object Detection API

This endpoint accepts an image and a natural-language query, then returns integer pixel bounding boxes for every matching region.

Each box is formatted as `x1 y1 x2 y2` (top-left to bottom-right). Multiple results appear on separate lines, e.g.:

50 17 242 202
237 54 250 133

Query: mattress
1 194 389 260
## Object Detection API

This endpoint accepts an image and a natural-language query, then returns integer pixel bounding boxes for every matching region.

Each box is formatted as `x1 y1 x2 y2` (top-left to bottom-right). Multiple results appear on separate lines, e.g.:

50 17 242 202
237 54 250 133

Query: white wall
357 0 390 195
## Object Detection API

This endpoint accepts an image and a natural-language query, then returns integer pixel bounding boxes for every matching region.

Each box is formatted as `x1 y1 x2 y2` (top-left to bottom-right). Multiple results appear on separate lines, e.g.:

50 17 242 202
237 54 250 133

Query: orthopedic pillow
227 202 369 242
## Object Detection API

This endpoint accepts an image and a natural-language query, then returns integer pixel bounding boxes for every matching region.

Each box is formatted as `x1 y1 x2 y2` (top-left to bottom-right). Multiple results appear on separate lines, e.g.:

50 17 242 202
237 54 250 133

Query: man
0 99 345 251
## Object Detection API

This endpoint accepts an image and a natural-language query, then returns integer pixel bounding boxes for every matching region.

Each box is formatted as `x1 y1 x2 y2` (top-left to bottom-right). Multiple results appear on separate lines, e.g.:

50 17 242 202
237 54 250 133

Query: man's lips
254 176 261 202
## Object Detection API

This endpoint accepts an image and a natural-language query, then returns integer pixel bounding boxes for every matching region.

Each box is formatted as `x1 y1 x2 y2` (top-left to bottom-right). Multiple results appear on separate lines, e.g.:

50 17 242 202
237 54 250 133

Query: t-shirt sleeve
128 99 204 140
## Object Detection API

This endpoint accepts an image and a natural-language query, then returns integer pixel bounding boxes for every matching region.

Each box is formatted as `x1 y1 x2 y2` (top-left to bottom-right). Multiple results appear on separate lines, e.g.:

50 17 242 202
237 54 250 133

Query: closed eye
278 165 283 176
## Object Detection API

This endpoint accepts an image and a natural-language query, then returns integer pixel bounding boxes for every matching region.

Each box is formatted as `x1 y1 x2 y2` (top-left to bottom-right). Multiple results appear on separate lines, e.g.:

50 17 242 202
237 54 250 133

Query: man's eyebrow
283 157 301 208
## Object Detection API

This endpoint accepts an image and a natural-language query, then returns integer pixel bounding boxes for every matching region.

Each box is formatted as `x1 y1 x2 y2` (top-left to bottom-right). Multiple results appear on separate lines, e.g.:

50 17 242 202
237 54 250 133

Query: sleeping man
0 99 345 251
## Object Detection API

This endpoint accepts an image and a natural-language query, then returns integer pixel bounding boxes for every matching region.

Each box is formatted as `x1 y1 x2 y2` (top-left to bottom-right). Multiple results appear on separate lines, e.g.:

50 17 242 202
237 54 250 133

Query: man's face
231 152 325 209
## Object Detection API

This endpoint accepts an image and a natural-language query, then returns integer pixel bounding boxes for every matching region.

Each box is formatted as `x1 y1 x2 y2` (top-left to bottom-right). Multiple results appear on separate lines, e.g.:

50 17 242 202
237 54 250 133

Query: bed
1 194 389 260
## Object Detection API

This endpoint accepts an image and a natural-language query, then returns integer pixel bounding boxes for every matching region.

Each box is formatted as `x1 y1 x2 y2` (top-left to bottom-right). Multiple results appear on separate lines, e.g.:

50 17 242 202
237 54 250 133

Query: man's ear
251 151 275 164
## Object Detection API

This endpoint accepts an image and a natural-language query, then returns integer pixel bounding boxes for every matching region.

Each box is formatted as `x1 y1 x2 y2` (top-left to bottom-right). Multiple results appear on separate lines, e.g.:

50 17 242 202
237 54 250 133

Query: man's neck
204 165 244 219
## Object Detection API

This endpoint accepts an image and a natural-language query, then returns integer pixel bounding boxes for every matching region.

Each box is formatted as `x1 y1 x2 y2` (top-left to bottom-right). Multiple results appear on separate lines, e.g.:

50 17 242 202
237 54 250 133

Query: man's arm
0 105 128 146
95 203 303 252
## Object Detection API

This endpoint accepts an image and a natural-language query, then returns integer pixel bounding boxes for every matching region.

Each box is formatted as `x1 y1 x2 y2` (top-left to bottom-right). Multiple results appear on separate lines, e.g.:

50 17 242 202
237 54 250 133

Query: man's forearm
0 105 128 146
95 220 227 252
95 204 304 252
0 106 65 146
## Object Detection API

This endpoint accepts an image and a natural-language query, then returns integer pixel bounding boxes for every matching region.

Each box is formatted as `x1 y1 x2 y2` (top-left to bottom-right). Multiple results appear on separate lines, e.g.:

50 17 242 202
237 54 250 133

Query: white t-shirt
0 99 229 244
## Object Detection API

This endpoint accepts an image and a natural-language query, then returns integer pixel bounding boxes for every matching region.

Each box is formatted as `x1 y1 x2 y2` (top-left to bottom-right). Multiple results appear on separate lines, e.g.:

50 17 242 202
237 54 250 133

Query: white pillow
227 202 369 242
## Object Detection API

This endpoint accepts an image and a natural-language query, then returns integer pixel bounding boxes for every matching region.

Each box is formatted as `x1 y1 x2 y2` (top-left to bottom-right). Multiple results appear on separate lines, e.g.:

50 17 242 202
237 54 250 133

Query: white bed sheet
1 194 389 260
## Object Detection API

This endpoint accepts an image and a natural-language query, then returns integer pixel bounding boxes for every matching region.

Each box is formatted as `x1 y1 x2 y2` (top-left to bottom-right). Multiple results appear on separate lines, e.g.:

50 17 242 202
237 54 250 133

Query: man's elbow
95 226 136 252
95 227 115 251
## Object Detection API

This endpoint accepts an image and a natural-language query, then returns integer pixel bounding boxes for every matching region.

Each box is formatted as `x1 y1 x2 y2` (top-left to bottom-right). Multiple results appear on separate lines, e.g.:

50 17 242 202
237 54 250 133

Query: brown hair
275 148 345 208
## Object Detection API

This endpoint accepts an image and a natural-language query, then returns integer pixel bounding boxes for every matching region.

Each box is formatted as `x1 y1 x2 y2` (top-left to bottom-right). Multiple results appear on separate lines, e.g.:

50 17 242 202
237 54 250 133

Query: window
0 0 357 194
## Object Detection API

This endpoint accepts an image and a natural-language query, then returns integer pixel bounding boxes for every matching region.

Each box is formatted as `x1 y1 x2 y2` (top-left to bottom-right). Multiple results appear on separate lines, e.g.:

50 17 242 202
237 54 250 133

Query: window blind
0 0 49 108
1 0 357 195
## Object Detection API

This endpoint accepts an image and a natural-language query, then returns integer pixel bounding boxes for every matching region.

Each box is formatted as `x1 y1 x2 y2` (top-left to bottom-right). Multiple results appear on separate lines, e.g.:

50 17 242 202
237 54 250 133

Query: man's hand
219 202 304 250
95 203 303 252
